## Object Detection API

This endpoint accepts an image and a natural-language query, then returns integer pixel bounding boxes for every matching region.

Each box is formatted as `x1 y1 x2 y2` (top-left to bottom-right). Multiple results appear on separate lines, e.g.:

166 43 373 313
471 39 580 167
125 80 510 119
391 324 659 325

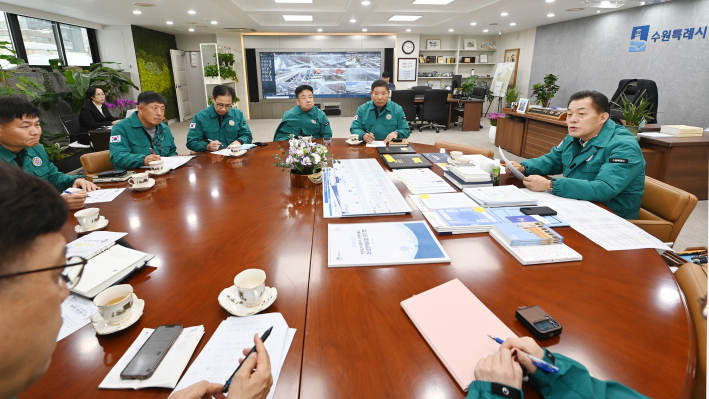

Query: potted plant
611 92 655 138
505 86 522 108
0 41 44 96
461 76 478 97
530 74 560 108
487 113 505 144
273 136 337 188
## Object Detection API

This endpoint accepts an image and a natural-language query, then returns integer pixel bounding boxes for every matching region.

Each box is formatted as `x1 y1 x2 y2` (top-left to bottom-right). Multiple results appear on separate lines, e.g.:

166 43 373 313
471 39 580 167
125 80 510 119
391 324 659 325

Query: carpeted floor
168 115 708 251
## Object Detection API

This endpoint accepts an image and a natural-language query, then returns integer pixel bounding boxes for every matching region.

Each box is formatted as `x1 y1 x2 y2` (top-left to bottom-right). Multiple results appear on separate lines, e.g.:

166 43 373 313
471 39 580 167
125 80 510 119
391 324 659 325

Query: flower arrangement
107 98 138 118
273 136 337 175
488 113 505 127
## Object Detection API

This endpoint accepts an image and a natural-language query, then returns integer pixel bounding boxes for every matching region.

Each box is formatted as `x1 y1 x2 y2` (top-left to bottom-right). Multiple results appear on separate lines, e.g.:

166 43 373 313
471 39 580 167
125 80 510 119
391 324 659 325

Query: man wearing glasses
109 91 178 170
187 85 253 152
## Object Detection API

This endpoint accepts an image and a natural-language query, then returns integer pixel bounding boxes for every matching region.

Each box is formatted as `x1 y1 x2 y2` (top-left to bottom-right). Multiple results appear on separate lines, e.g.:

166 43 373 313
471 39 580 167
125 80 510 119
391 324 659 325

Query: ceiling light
546 0 555 2
500 12 508 16
283 15 313 21
597 10 601 12
188 10 196 14
361 1 370 4
547 13 555 17
133 10 142 14
470 22 477 25
448 28 454 32
350 18 356 22
601 0 610 4
211 20 218 24
317 28 322 32
275 0 313 2
411 0 454 4
483 29 488 32
510 22 516 26
189 28 195 31
166 21 173 24
406 29 411 32
362 28 368 31
389 15 422 21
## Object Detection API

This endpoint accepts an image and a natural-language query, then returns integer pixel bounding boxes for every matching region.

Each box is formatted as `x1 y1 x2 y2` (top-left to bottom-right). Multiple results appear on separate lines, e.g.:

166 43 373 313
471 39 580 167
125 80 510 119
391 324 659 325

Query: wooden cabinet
495 116 525 155
523 119 568 158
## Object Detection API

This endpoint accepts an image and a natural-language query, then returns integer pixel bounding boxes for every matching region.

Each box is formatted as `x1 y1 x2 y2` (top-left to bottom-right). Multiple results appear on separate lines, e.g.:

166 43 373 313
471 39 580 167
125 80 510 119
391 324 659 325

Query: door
170 50 193 122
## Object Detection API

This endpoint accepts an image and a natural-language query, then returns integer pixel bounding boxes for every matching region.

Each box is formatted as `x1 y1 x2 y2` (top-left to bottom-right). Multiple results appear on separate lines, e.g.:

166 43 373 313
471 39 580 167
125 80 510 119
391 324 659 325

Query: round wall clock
402 40 415 54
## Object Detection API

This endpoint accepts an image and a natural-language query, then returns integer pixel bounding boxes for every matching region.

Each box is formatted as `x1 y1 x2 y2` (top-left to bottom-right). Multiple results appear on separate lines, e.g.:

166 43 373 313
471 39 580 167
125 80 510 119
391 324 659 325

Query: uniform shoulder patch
354 115 358 121
189 123 196 129
325 122 330 126
32 157 42 167
110 135 121 143
609 158 628 164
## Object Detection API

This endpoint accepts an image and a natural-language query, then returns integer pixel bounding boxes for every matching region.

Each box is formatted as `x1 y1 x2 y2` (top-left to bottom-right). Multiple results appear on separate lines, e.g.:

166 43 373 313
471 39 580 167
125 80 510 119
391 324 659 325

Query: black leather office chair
418 89 448 133
412 85 428 122
609 79 658 123
391 90 417 127
59 114 91 146
453 87 485 128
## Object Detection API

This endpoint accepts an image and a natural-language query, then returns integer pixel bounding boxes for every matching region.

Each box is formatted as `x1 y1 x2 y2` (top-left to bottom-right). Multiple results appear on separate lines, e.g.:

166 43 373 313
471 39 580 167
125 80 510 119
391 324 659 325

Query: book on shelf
491 222 564 246
449 165 491 183
659 125 704 137
489 230 582 265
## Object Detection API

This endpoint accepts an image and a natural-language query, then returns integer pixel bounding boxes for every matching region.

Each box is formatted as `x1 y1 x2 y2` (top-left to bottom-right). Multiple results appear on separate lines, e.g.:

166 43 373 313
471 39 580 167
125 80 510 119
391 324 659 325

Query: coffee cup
450 151 463 160
480 159 495 175
91 284 134 325
230 143 242 155
128 171 150 187
233 269 266 307
149 159 164 172
349 134 359 142
75 208 100 229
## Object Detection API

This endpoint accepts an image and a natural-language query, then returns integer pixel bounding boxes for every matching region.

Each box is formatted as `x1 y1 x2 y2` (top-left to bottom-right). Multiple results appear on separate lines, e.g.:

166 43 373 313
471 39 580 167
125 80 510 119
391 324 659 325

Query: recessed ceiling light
362 28 368 31
597 10 601 13
211 20 218 24
601 0 610 4
166 21 173 24
317 28 322 32
406 29 411 32
389 15 422 21
133 10 142 14
483 29 488 32
283 15 313 21
547 13 555 17
188 10 196 14
470 22 477 25
510 22 516 26
500 12 508 16
275 0 313 2
350 18 356 22
189 28 195 32
411 0 453 4
448 28 454 32
546 0 555 2
361 1 370 5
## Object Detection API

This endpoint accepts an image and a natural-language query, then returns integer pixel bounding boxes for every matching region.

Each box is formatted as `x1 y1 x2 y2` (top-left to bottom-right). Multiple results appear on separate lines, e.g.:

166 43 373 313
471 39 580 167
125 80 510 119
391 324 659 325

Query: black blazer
79 101 118 132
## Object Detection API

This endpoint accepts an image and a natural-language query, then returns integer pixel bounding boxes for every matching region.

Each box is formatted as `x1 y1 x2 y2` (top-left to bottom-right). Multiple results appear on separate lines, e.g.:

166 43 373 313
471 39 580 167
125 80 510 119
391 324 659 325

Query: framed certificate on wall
397 58 418 82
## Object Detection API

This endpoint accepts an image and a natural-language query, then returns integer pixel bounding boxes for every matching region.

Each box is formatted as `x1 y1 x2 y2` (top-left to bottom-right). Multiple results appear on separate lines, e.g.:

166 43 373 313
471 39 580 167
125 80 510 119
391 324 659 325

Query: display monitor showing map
260 51 381 99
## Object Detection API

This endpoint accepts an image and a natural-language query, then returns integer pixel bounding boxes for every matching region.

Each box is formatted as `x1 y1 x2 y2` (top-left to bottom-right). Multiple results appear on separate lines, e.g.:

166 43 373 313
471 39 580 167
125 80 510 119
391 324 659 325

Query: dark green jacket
109 112 177 170
466 351 650 399
0 143 81 191
350 100 410 140
187 106 253 152
520 119 645 219
273 105 332 142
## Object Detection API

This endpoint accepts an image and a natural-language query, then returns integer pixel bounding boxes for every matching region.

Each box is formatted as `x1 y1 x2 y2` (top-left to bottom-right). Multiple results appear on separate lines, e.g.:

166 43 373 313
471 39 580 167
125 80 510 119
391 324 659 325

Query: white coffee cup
234 269 266 307
450 151 463 160
128 171 150 187
75 208 100 229
91 284 134 325
149 159 164 171
349 134 360 142
230 143 242 154
480 159 495 175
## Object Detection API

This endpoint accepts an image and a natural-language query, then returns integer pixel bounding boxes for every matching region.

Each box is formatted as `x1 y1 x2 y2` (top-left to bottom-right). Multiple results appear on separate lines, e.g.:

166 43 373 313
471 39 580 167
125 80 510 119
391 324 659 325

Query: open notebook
71 243 153 298
401 279 518 391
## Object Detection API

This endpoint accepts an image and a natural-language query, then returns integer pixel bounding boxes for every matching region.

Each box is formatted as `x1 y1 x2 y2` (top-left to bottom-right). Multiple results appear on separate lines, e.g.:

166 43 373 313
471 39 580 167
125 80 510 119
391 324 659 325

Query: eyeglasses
214 103 233 109
0 257 87 290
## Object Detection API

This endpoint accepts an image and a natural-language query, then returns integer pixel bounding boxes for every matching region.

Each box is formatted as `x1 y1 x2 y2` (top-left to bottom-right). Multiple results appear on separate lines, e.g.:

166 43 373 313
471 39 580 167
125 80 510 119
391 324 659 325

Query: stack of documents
393 169 456 194
443 171 493 189
409 193 478 211
173 313 296 399
423 208 502 234
660 125 704 137
99 326 205 389
489 230 582 265
491 222 563 246
463 186 538 207
449 165 491 182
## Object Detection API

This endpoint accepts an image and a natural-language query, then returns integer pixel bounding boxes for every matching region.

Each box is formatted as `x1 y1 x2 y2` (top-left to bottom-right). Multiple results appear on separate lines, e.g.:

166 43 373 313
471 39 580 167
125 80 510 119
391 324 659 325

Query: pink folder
401 279 518 391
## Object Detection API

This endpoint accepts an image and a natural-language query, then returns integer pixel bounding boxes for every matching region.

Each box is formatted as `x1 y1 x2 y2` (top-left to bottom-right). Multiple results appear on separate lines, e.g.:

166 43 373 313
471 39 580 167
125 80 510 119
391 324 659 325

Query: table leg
462 101 482 131
446 102 452 129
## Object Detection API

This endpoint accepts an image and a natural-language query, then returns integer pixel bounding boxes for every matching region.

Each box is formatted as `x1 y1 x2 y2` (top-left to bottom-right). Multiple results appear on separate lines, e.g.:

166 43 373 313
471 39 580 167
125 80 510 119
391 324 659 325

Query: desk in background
415 98 483 131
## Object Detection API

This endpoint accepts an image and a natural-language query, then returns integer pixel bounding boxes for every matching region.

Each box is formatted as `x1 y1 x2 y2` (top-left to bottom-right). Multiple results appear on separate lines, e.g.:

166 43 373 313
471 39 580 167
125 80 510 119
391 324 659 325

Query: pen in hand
487 335 559 373
222 326 273 394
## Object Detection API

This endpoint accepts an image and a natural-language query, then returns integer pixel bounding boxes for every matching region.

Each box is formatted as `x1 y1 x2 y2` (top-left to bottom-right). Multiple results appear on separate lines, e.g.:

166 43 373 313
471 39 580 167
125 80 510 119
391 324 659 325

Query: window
0 12 12 69
18 15 60 66
60 24 92 66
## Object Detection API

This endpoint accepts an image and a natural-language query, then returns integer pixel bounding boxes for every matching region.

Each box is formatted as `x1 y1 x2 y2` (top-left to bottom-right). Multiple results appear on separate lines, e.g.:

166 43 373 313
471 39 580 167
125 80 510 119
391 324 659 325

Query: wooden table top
639 132 709 147
21 139 693 399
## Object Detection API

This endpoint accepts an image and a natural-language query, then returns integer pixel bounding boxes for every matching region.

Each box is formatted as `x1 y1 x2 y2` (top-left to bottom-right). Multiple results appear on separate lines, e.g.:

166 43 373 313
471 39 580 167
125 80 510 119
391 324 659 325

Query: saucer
218 286 277 317
226 149 247 157
75 216 108 233
346 139 362 145
129 178 155 192
149 167 170 176
91 294 145 335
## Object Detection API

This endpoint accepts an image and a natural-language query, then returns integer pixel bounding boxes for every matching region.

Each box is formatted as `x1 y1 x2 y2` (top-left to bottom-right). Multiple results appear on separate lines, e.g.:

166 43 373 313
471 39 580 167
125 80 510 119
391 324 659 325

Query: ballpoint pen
487 335 559 373
222 327 273 393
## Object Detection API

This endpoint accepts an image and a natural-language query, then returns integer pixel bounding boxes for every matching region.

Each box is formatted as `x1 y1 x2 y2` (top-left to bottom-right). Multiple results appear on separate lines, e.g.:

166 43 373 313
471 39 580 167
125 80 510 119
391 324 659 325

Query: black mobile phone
392 138 403 143
520 206 557 216
120 325 183 380
97 170 126 178
515 306 562 340
252 142 268 147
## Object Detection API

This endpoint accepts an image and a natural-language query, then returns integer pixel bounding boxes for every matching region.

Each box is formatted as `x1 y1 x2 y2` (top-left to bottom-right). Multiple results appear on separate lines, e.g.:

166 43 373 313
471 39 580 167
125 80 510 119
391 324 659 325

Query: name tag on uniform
324 122 330 127
609 158 628 164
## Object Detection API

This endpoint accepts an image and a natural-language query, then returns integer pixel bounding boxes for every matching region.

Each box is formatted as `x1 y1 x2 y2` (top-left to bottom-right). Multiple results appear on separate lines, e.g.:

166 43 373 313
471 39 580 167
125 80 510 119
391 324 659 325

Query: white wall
496 28 536 99
0 2 101 29
176 34 217 52
394 33 419 90
95 25 141 96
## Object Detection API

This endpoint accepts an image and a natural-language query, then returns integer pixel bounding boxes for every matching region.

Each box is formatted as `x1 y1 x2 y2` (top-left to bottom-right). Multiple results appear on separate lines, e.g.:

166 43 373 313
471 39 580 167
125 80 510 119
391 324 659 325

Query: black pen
222 326 273 394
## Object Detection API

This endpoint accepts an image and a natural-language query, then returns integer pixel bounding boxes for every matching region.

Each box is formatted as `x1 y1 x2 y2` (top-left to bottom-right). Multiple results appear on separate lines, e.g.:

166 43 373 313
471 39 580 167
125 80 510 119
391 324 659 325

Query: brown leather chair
674 261 707 399
433 141 494 159
79 150 114 181
629 176 698 244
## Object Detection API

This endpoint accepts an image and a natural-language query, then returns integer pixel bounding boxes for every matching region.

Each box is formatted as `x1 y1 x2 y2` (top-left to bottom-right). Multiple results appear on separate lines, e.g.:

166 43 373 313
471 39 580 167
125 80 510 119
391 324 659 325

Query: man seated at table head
382 71 396 91
0 97 96 211
350 79 410 144
187 84 253 152
511 90 645 219
0 163 274 399
109 91 178 170
273 84 333 142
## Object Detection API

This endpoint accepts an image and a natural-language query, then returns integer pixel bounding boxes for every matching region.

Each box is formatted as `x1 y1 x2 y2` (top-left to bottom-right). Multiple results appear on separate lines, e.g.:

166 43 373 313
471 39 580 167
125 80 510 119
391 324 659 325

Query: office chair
674 260 707 399
59 114 91 145
453 86 486 128
391 90 417 127
418 89 448 133
79 150 114 181
125 109 137 118
609 79 658 124
412 85 428 122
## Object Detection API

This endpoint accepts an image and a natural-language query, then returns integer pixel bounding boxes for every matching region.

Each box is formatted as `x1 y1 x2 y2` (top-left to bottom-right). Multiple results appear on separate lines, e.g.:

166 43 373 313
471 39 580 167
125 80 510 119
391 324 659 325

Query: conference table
22 139 693 399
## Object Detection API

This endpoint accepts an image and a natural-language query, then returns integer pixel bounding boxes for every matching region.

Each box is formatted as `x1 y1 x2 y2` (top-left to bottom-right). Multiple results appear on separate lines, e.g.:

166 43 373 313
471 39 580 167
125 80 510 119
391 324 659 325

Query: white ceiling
0 0 647 35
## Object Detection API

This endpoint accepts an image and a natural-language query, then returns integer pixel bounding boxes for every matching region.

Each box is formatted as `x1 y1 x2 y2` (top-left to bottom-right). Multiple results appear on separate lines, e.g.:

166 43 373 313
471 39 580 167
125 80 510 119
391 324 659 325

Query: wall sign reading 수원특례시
629 24 707 52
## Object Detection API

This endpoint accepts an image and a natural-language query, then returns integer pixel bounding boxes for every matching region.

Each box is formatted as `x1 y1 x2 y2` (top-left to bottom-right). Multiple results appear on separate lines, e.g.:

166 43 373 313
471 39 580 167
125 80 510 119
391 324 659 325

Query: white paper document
99 326 205 389
57 294 98 341
141 156 195 170
173 313 293 399
85 188 126 204
409 193 479 212
498 147 525 180
366 141 386 147
66 231 128 258
210 144 256 155
637 132 672 138
393 169 456 194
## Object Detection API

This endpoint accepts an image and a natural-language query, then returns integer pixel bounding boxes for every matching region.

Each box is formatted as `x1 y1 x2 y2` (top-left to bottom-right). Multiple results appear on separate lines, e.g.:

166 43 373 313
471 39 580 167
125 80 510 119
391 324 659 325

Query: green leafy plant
61 62 139 113
131 25 179 120
611 92 655 127
219 66 237 81
505 86 522 105
461 76 477 97
0 41 44 97
204 64 219 78
530 73 560 107
218 53 235 66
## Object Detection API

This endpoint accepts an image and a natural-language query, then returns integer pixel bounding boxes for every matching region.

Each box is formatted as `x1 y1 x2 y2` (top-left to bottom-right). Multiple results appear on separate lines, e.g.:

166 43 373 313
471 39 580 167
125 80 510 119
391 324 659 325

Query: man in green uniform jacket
187 85 253 152
273 84 332 142
350 79 410 143
510 91 645 219
109 91 178 170
0 97 96 210
467 336 649 398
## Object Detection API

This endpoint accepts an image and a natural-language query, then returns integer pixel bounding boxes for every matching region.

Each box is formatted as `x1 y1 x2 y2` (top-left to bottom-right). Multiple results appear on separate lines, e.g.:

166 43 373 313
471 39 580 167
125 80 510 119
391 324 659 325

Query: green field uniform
273 105 332 142
350 100 410 140
0 143 81 191
187 106 253 151
109 112 178 170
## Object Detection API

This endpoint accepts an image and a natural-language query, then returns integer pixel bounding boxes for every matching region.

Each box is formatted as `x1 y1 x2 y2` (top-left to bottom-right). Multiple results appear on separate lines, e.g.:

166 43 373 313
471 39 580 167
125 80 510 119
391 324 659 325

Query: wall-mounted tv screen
260 51 381 99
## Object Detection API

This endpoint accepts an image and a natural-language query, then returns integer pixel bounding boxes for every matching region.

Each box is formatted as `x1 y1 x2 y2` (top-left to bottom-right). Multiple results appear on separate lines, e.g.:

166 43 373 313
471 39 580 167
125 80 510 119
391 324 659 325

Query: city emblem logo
312 119 317 124
386 114 392 120
630 25 650 52
32 157 42 167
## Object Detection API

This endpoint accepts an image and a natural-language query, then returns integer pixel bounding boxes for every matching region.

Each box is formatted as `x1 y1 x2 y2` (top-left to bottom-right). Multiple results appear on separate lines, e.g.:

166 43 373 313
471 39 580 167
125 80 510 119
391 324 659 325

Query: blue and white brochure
435 208 502 227
328 221 451 267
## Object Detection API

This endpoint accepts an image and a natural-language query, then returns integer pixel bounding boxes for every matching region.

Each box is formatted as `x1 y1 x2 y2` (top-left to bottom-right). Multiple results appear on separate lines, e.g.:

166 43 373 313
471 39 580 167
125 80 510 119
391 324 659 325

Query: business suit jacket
79 101 118 132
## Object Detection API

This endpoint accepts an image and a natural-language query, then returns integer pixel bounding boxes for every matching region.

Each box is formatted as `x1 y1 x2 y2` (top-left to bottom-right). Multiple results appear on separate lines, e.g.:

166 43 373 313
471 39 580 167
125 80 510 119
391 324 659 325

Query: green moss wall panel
131 25 179 121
